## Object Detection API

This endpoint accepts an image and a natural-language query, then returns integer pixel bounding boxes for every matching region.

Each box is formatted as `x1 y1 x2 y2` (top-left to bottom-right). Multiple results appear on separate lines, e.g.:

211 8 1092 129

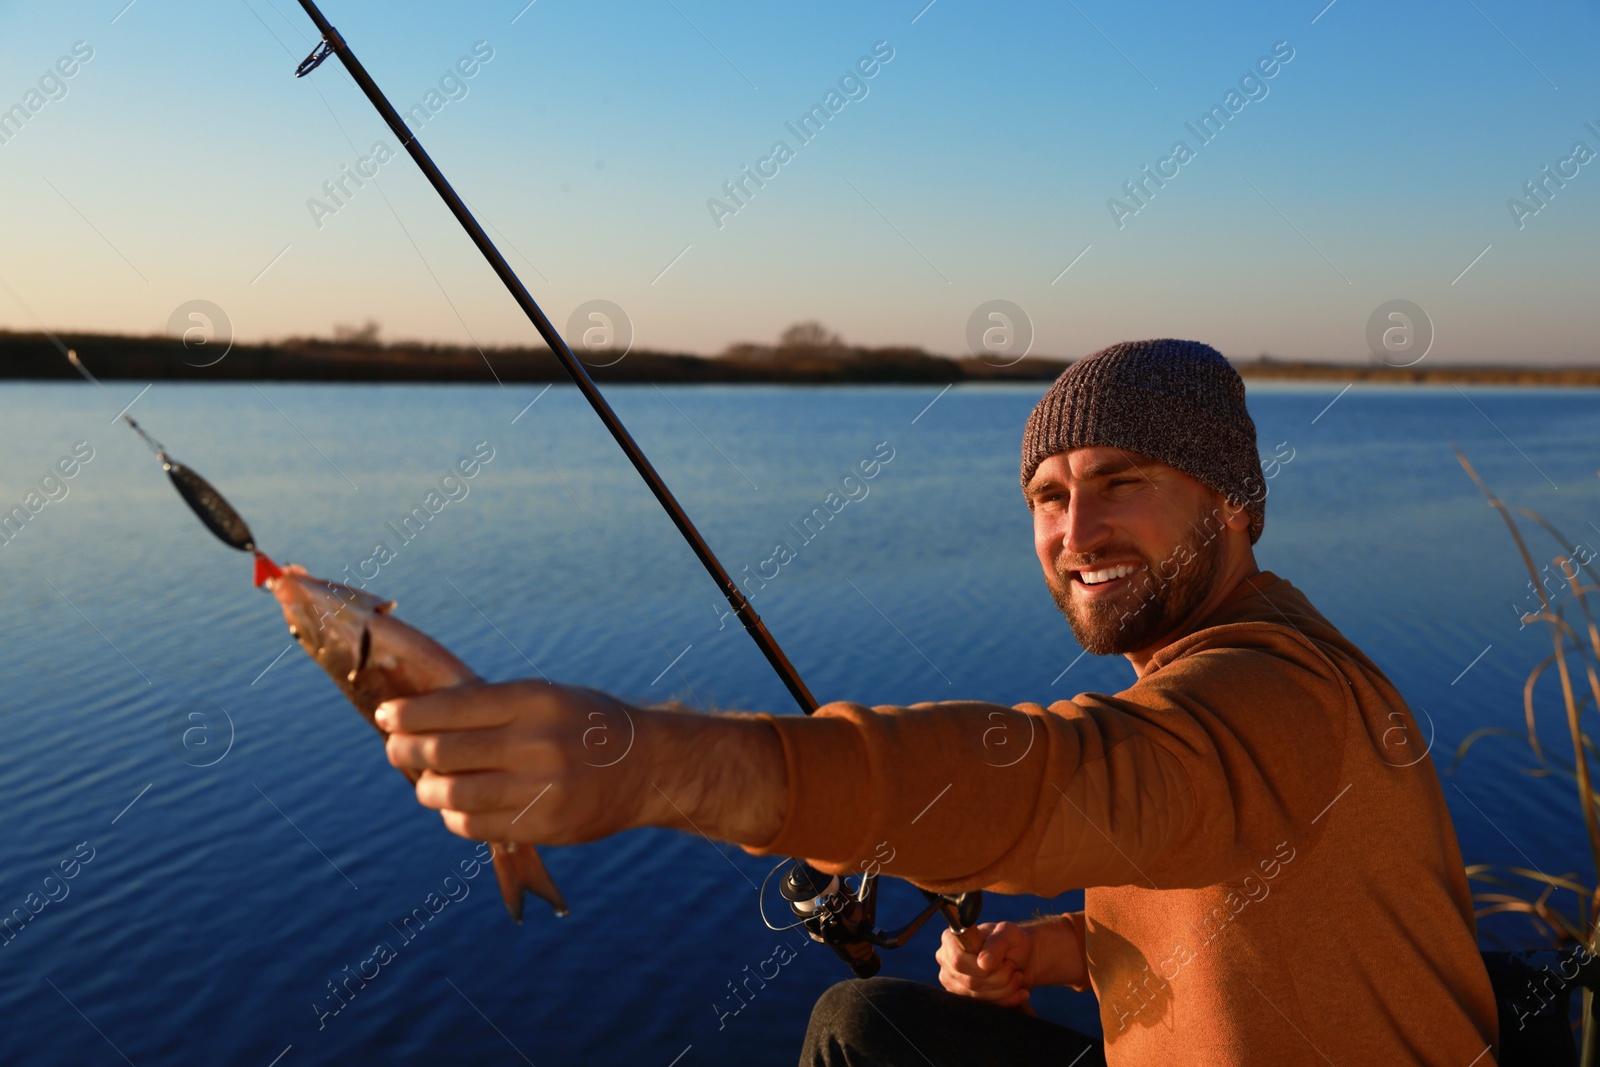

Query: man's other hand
937 921 1038 1009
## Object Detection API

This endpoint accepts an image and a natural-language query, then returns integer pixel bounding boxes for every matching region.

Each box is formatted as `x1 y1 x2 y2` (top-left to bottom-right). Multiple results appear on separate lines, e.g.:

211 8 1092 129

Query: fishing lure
67 350 282 586
65 348 564 921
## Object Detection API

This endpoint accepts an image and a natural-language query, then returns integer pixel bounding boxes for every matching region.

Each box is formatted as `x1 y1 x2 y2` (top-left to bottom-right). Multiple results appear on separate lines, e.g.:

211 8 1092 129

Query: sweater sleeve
741 622 1350 897
1061 910 1090 993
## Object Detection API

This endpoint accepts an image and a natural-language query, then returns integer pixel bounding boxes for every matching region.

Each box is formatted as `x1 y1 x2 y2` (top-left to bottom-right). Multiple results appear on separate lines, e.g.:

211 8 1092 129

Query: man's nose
1061 494 1113 559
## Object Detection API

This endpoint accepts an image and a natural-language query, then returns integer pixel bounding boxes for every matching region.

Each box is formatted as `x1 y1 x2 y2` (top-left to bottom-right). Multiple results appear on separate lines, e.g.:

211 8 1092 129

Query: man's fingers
942 924 1017 975
386 725 522 774
939 932 1019 992
410 774 576 844
998 987 1032 1011
940 962 1021 1000
937 921 1038 1007
939 928 981 972
376 680 545 734
962 963 1017 994
413 769 525 813
978 923 1031 970
437 806 555 844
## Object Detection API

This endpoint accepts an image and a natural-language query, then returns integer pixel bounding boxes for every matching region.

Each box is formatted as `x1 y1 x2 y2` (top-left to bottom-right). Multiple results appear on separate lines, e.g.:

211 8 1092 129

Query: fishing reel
766 859 984 979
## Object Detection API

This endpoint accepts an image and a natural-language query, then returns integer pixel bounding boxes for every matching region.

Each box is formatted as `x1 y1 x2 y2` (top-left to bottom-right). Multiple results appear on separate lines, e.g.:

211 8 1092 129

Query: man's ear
1219 493 1252 531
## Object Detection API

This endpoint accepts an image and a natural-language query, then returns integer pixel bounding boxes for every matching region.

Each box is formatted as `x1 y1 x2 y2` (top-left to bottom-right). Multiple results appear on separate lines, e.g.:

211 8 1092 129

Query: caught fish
67 346 564 922
261 560 568 921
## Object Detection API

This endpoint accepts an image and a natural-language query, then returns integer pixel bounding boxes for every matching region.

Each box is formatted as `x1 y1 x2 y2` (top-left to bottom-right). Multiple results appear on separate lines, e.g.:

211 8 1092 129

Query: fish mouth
265 566 369 657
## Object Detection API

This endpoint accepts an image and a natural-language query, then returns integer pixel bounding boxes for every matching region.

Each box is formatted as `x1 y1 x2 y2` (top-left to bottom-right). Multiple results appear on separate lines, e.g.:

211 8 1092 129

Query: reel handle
935 890 986 953
951 923 986 953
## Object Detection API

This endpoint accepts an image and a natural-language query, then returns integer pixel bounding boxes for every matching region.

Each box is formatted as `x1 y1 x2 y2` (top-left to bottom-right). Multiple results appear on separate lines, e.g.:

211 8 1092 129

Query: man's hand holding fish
376 681 788 850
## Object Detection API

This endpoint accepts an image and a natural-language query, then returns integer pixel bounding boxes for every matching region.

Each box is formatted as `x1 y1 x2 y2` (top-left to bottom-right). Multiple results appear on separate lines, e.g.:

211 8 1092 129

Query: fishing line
0 276 243 552
64 348 284 586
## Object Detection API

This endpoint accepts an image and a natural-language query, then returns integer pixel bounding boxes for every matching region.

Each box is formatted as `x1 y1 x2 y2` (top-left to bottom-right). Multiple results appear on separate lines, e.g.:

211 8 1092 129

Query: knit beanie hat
1020 339 1266 544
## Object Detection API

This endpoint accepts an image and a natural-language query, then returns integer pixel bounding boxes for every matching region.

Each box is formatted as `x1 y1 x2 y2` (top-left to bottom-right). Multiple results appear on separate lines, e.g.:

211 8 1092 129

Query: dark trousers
800 977 1108 1067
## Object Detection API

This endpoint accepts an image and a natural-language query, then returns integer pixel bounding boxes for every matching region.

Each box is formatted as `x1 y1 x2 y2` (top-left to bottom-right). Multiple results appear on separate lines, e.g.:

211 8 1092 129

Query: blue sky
0 0 1596 363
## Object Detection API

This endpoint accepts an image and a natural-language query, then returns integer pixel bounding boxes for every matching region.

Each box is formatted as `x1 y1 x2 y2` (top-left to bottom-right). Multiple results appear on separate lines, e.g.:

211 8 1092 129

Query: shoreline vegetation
4 325 1598 386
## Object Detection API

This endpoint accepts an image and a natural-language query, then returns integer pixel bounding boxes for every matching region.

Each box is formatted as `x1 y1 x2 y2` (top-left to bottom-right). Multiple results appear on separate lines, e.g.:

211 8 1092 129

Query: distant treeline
2 330 1596 386
0 330 1066 384
1232 358 1600 386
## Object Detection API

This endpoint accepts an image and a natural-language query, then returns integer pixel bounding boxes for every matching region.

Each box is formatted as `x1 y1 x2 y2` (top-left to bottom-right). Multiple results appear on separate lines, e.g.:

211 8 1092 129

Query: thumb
976 923 1027 970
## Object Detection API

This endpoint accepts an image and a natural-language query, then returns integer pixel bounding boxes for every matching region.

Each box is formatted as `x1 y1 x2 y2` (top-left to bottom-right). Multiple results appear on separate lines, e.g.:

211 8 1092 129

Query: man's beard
1047 523 1225 656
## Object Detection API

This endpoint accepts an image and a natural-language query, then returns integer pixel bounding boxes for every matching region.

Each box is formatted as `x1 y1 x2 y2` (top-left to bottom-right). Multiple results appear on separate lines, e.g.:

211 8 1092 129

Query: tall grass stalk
1454 448 1598 1057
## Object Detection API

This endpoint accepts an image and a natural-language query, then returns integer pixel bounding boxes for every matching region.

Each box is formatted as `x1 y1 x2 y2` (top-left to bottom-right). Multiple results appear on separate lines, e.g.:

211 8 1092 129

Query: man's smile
1069 561 1145 594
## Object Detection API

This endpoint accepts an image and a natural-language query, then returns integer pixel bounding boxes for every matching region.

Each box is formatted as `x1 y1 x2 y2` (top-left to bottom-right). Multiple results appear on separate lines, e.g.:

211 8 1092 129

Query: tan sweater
747 570 1497 1066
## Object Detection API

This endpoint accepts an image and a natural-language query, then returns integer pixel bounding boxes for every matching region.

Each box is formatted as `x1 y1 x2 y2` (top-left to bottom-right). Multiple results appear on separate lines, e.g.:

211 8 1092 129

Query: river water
0 381 1595 1064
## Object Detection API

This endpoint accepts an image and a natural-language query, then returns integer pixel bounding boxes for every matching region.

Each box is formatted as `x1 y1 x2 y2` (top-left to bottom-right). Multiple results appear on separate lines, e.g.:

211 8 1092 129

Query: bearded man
377 339 1498 1066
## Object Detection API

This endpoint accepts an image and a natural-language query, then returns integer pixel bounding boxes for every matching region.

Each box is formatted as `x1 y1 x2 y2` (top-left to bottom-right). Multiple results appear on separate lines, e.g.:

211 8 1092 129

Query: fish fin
345 626 369 685
491 844 524 924
491 841 569 922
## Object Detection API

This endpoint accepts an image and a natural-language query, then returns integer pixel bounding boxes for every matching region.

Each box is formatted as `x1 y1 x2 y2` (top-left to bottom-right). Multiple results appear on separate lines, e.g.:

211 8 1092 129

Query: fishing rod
288 0 983 971
291 0 814 714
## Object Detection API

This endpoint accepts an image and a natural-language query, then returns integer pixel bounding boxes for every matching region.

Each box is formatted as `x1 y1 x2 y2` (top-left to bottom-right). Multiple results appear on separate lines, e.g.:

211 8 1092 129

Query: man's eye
1109 478 1138 489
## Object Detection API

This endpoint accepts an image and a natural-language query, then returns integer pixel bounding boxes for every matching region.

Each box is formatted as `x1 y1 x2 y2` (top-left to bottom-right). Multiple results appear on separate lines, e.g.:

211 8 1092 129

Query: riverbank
3 330 1596 385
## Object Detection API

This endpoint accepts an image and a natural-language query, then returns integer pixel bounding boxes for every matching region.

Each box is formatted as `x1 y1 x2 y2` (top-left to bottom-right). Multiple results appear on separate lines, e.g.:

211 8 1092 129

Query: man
377 339 1498 1065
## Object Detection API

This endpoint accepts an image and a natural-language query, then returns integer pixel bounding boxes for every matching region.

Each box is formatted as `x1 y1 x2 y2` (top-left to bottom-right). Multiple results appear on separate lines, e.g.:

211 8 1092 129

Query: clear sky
0 0 1596 363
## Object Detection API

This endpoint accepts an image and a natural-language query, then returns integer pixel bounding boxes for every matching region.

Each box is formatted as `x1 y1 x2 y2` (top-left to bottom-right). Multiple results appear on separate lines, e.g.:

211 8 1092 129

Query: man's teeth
1080 563 1138 585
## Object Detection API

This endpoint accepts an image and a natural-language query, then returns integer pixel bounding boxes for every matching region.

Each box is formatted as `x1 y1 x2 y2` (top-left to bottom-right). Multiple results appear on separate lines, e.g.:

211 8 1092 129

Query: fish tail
491 841 569 922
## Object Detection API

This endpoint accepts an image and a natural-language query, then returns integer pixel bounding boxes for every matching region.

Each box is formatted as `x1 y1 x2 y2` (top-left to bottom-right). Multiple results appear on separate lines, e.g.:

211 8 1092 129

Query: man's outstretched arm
380 630 1344 901
377 680 788 848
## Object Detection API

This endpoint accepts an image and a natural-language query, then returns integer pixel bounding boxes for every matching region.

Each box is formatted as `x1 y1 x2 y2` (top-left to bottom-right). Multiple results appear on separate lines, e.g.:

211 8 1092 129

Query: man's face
1026 447 1239 656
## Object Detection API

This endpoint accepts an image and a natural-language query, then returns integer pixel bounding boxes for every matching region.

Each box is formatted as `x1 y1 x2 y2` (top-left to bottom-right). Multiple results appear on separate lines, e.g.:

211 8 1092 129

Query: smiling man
378 339 1498 1066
